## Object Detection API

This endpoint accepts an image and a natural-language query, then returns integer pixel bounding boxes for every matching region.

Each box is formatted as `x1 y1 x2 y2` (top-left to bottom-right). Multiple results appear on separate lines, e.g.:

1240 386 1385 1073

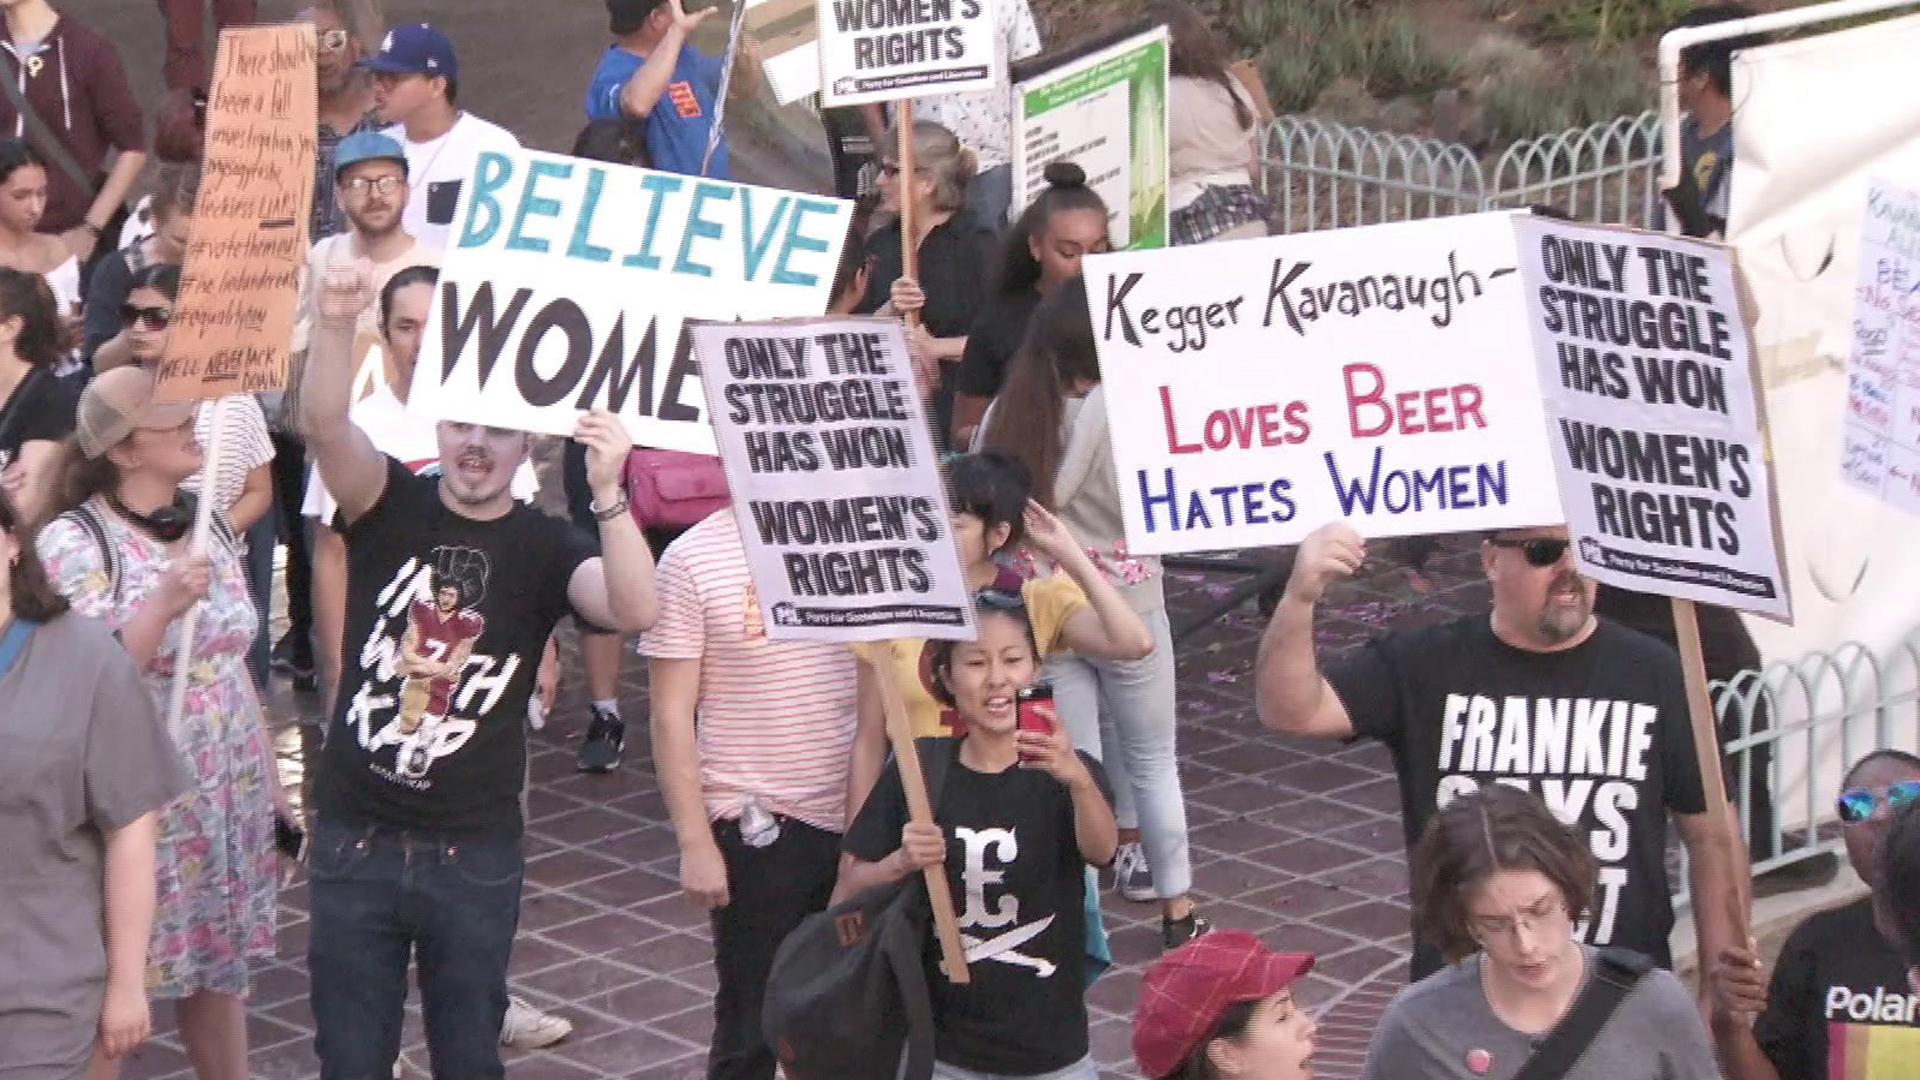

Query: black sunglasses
121 304 173 331
977 587 1027 611
1486 537 1571 567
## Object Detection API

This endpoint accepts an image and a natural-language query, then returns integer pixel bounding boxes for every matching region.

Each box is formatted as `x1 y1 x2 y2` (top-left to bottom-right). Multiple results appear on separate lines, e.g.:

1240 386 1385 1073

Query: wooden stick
853 642 970 984
165 396 228 734
1671 597 1753 950
896 99 920 329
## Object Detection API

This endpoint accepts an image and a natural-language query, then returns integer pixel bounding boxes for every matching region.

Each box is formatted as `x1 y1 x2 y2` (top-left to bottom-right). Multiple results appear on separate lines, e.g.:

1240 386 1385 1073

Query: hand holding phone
1015 683 1054 768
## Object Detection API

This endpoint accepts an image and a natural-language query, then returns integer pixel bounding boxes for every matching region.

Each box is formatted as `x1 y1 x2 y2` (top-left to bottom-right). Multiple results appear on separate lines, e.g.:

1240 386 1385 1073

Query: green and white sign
1012 24 1169 249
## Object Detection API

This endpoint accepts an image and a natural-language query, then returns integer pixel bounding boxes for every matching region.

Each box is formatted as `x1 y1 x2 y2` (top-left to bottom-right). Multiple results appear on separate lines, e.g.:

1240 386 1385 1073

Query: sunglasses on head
1837 779 1920 824
977 587 1027 611
1487 536 1571 567
121 304 172 331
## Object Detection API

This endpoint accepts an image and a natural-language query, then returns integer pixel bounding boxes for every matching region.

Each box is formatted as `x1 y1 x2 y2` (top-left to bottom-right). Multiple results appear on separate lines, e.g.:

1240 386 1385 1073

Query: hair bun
1043 161 1087 188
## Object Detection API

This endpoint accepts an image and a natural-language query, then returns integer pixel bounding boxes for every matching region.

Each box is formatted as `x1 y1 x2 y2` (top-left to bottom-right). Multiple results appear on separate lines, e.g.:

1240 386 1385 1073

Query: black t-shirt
857 214 995 445
1327 616 1707 978
315 459 597 835
0 366 80 470
843 746 1111 1075
1593 586 1760 676
956 289 1042 399
1753 897 1920 1079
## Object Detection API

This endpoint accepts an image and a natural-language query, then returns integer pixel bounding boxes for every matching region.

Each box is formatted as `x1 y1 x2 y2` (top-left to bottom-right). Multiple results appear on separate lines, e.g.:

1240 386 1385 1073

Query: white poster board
687 316 976 642
1088 212 1562 555
1840 179 1920 517
411 149 854 454
748 0 821 105
819 0 999 107
1515 217 1790 620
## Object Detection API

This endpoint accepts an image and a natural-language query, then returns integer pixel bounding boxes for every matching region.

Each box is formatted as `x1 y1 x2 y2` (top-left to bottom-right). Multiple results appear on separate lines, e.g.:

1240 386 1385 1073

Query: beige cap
75 367 198 460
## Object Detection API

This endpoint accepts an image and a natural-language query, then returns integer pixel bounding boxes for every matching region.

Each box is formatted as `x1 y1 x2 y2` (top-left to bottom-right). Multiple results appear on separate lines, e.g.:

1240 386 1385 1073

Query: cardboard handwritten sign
687 316 975 642
410 149 854 452
1841 179 1920 516
1516 218 1790 619
819 0 1000 106
157 25 317 402
1087 212 1561 554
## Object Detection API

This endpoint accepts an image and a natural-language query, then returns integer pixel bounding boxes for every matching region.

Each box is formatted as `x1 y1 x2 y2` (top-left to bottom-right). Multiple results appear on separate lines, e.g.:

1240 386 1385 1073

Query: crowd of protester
1 1 1917 1080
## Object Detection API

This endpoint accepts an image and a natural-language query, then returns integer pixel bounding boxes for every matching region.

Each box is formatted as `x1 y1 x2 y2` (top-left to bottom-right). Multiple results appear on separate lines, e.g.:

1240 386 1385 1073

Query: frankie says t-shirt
1327 616 1706 978
843 747 1111 1075
1754 897 1920 1080
315 459 595 834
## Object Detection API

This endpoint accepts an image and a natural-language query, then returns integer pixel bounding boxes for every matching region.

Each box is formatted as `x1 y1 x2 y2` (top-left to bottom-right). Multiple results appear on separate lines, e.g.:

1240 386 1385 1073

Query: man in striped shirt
641 508 867 1080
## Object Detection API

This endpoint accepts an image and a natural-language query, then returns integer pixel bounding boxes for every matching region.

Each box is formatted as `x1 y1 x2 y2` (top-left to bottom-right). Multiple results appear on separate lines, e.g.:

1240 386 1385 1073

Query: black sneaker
1161 910 1213 950
270 632 317 692
576 706 626 773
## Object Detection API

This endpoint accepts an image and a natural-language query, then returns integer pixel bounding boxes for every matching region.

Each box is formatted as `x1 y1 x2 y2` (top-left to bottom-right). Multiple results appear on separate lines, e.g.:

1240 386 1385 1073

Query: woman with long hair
36 367 283 1080
980 276 1207 947
0 268 82 523
1359 785 1719 1080
1149 0 1270 246
838 589 1118 1080
0 139 85 357
0 485 184 1080
857 119 996 444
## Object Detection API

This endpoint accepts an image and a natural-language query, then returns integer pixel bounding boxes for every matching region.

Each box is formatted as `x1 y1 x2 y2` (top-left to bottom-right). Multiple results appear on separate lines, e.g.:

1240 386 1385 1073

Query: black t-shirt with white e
315 458 596 835
844 747 1111 1075
1327 616 1707 979
1753 897 1920 1079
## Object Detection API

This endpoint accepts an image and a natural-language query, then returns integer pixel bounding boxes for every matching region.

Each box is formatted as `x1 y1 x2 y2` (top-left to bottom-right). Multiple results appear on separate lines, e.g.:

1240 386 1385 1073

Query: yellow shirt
890 575 1090 737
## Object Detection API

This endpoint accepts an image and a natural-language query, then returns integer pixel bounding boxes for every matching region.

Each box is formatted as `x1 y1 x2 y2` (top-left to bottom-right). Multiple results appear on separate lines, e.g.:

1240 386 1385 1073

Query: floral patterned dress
37 500 276 999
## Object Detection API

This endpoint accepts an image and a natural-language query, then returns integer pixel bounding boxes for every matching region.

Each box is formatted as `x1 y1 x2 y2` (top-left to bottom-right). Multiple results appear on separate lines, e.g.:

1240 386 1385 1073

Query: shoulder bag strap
0 52 95 194
0 617 33 681
1508 951 1653 1080
65 502 122 605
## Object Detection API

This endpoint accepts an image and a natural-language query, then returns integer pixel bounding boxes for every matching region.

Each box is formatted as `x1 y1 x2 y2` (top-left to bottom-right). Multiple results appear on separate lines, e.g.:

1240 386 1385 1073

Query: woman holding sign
981 276 1208 949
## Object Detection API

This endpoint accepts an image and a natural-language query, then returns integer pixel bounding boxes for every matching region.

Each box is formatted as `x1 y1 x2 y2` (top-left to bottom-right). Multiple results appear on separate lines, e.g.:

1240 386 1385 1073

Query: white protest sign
1089 212 1560 555
1515 217 1790 619
1841 179 1920 517
818 0 999 107
687 316 976 642
411 149 854 453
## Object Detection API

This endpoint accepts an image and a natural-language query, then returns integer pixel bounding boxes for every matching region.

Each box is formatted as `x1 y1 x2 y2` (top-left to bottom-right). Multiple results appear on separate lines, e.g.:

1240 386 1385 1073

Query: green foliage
1527 0 1697 49
1244 0 1456 107
1353 12 1460 99
1261 34 1336 113
1478 50 1653 146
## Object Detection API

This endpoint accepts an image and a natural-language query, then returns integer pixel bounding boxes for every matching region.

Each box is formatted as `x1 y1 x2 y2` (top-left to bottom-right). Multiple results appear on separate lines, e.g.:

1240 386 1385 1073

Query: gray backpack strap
62 502 122 605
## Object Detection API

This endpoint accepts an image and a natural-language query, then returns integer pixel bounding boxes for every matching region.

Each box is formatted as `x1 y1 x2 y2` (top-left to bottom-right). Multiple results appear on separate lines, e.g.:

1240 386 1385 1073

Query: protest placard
1012 22 1168 249
1841 179 1920 517
1089 211 1561 555
749 0 823 104
409 149 854 453
687 316 976 642
818 0 999 106
1514 216 1790 619
156 25 317 402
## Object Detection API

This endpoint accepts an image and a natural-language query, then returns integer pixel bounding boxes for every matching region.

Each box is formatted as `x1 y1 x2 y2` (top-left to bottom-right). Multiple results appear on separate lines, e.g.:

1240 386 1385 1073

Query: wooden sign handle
896 99 921 331
1671 598 1753 948
853 642 970 984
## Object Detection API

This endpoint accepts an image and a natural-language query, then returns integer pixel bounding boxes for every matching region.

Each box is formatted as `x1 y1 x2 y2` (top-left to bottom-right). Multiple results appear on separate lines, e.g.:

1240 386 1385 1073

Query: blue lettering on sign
1136 468 1297 533
772 198 841 287
505 159 572 254
1324 447 1510 515
739 188 792 281
674 182 735 278
456 151 515 249
621 173 686 271
566 167 613 263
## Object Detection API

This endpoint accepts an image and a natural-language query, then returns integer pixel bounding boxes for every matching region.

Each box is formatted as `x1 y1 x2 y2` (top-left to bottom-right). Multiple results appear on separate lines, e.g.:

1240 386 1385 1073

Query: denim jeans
930 1056 1099 1080
1044 608 1192 899
307 818 524 1080
243 513 275 687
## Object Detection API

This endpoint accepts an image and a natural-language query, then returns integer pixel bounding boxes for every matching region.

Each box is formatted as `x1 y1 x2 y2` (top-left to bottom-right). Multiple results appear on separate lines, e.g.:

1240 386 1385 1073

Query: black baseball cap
608 0 668 35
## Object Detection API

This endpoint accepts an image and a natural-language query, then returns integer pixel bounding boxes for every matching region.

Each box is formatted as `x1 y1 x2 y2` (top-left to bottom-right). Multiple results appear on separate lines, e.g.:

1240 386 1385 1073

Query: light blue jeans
1044 607 1192 899
933 1057 1099 1080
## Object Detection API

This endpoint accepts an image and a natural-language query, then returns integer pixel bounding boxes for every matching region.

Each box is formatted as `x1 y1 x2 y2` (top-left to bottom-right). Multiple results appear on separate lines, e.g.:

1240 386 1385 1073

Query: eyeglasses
1487 537 1571 568
1837 780 1920 824
340 174 404 197
318 29 351 52
121 304 172 331
1467 895 1566 941
977 587 1027 611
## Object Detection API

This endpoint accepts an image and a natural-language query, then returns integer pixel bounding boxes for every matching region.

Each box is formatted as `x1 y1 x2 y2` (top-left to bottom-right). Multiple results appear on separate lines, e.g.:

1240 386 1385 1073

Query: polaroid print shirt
1754 898 1920 1080
1328 616 1707 979
316 459 595 834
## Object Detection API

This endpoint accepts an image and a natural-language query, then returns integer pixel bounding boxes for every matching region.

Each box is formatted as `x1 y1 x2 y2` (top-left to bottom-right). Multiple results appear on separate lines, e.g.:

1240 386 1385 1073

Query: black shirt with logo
844 747 1111 1075
315 459 596 835
1754 897 1920 1079
1327 616 1707 978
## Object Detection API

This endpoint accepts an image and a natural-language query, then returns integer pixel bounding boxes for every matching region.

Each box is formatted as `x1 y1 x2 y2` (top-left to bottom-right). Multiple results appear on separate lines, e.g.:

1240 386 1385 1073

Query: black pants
707 816 841 1080
271 431 313 642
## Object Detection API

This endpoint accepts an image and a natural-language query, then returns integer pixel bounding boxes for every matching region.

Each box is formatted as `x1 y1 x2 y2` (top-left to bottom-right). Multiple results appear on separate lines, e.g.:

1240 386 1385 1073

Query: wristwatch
591 492 630 523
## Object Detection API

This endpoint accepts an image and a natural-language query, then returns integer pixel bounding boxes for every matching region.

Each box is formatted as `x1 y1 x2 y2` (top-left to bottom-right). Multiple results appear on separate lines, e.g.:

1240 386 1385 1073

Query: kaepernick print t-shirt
1755 897 1920 1080
315 459 595 834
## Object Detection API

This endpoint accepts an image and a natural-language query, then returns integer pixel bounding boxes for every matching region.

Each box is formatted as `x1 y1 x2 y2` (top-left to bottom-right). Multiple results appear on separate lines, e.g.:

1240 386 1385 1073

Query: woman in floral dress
36 367 278 1080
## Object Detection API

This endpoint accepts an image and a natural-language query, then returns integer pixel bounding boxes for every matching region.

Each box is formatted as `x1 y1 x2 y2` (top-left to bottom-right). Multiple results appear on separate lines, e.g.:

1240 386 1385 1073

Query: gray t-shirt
1357 947 1723 1080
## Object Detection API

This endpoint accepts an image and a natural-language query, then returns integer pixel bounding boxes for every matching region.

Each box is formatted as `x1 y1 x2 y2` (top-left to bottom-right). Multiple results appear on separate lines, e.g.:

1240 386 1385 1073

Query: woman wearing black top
0 269 81 523
858 119 996 445
950 162 1110 449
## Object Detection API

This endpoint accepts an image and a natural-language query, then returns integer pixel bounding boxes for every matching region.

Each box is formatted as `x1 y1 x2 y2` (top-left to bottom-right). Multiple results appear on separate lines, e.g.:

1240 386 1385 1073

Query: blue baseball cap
333 131 408 178
357 23 457 79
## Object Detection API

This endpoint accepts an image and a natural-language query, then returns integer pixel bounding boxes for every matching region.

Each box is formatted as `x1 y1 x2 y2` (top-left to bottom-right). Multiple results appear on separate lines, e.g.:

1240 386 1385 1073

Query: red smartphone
1016 683 1054 766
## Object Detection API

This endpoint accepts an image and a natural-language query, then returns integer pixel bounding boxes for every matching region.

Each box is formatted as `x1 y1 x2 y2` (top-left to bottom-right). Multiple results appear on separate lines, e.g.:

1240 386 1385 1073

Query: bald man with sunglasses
1255 521 1741 986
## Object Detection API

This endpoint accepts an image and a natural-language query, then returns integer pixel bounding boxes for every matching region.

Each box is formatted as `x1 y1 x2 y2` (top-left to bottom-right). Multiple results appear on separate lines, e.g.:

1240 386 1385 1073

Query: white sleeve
1008 0 1043 62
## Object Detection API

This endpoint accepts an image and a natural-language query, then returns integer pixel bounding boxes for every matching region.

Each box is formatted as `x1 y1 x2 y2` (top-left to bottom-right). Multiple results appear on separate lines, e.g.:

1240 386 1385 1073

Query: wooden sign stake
1671 597 1753 954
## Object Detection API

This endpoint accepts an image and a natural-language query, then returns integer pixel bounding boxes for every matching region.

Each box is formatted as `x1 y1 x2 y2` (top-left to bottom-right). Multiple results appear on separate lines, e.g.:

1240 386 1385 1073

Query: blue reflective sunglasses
1836 779 1920 824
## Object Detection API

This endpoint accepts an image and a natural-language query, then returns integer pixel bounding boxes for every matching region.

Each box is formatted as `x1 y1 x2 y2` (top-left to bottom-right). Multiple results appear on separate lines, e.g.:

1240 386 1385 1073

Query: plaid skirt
1170 183 1269 246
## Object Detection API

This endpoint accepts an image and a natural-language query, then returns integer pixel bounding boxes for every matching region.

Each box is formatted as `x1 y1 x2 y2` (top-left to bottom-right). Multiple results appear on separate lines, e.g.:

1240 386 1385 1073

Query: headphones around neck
107 490 197 543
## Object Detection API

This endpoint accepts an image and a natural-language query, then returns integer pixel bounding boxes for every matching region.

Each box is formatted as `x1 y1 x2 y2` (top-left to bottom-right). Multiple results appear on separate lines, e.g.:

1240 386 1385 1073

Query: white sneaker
500 995 573 1049
1113 842 1156 903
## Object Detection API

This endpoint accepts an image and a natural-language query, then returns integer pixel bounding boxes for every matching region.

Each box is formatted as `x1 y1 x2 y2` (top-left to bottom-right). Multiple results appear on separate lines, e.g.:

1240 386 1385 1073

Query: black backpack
762 737 959 1080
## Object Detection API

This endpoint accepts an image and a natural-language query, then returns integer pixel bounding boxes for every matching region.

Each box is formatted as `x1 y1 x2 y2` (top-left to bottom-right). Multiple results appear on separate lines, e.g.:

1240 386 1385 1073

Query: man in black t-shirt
298 262 659 1078
1255 521 1741 981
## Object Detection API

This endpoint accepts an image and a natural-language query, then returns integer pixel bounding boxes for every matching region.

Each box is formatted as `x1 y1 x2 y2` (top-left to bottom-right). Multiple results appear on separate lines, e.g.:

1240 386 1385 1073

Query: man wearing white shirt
359 23 520 250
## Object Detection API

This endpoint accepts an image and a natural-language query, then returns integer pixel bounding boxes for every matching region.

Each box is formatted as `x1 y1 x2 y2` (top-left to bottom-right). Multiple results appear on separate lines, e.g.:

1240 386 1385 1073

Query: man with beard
299 259 655 1077
1255 522 1740 982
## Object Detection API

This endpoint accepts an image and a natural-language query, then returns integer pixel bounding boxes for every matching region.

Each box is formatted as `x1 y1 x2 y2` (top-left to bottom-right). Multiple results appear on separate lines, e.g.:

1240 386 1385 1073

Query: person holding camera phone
837 588 1118 1080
